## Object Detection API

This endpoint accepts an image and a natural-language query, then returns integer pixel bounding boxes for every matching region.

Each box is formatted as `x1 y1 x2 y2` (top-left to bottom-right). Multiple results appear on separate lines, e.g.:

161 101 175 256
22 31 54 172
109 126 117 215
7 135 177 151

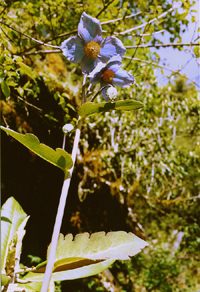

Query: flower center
102 69 114 82
84 41 100 59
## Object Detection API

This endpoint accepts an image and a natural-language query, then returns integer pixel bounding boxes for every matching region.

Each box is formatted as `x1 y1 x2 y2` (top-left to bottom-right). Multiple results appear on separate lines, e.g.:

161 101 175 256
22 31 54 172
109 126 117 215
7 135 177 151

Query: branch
23 41 199 57
50 11 142 41
23 49 61 56
95 0 115 18
100 11 142 25
124 56 200 88
132 30 166 37
115 3 180 36
126 42 200 48
0 22 61 49
16 95 43 111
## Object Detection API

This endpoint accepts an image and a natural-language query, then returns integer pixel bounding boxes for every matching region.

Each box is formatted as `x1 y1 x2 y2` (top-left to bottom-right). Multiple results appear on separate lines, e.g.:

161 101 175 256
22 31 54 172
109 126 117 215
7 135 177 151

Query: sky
151 0 200 87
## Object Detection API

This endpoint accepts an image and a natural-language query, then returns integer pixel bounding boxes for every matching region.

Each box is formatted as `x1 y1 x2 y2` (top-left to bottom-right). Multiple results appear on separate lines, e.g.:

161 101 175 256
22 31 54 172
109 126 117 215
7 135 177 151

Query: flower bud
62 124 74 134
106 86 118 101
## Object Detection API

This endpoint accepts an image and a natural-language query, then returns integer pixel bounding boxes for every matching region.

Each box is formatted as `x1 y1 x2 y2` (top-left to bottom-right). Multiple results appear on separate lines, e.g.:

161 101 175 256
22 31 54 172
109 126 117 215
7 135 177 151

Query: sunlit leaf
1 80 10 98
22 259 115 282
0 126 73 173
17 62 37 81
53 231 148 261
78 100 144 119
22 231 147 281
1 197 27 271
1 274 10 286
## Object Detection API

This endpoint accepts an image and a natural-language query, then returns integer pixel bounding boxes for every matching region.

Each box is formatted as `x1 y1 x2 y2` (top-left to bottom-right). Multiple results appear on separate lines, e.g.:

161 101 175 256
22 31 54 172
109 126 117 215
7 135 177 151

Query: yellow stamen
84 41 100 59
102 70 114 82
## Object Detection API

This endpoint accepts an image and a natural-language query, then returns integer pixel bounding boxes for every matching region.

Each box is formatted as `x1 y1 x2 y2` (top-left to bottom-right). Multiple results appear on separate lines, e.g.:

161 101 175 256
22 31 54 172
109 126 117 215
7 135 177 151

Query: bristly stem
62 134 66 150
40 76 86 292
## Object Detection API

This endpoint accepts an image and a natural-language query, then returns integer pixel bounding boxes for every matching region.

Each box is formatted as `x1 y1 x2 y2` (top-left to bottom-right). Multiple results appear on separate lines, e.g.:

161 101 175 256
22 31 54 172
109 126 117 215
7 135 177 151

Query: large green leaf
22 231 147 282
78 100 144 119
0 126 73 173
53 231 148 261
1 197 27 271
22 259 115 282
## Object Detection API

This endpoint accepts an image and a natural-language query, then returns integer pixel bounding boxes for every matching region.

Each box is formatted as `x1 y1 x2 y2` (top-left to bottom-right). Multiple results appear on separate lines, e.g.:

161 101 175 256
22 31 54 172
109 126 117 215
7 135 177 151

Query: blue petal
112 68 135 87
88 62 106 78
90 71 102 84
90 62 106 83
99 36 126 62
90 56 122 84
61 36 85 63
78 12 102 43
106 55 122 73
81 56 99 74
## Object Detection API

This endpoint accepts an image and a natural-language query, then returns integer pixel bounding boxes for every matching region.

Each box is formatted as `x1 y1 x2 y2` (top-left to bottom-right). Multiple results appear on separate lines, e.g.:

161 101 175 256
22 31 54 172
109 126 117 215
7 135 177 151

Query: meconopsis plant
1 12 148 292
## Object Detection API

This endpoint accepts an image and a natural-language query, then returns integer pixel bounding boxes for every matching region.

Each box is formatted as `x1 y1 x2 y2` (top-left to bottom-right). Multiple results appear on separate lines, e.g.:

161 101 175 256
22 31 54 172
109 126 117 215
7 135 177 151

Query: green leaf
1 197 27 271
53 231 148 262
0 126 73 173
1 274 10 286
22 231 148 282
17 62 37 81
17 281 44 292
1 80 10 98
78 100 144 119
22 259 115 282
193 46 200 58
179 12 188 20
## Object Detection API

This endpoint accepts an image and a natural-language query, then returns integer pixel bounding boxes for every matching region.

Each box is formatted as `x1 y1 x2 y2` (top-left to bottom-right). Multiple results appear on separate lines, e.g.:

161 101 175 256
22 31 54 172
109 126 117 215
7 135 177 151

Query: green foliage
0 126 73 174
52 231 148 262
1 197 28 271
22 231 147 281
1 274 10 287
76 77 200 290
112 248 181 291
1 0 199 291
23 259 116 282
78 100 144 119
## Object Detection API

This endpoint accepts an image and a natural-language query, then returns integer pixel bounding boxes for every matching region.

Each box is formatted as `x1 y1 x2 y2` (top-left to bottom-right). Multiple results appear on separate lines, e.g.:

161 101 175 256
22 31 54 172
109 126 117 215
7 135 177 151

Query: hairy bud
106 86 118 101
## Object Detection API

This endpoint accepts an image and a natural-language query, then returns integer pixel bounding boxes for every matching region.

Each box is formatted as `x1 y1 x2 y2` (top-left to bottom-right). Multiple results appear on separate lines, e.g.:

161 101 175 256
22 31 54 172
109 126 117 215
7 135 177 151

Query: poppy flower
90 55 135 100
61 12 126 74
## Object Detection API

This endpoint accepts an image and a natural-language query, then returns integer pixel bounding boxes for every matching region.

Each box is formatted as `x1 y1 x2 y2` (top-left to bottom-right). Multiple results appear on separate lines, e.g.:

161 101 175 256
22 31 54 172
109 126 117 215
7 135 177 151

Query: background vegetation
1 0 200 291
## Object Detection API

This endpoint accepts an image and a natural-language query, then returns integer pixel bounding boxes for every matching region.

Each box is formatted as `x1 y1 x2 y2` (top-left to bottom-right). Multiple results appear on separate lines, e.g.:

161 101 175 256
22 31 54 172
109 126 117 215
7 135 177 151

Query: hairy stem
41 77 86 292
40 123 81 292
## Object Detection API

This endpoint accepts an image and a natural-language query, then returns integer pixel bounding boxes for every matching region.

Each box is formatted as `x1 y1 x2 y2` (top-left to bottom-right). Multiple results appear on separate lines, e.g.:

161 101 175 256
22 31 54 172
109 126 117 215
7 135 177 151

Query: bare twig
23 49 61 55
124 56 200 87
125 13 152 69
16 95 43 111
0 22 61 49
116 4 180 36
48 12 142 41
126 42 200 48
23 41 199 56
1 26 18 46
132 30 166 37
101 12 142 25
95 0 115 18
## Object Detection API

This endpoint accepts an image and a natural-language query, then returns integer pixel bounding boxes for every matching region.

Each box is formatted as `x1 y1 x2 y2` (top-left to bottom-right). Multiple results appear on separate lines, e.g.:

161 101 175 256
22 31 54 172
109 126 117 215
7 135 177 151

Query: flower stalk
41 77 86 292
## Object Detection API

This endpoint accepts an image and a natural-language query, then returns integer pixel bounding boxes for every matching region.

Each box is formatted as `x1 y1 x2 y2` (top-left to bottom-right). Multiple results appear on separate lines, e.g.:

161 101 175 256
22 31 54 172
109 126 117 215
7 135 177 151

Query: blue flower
61 12 126 75
90 55 135 100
